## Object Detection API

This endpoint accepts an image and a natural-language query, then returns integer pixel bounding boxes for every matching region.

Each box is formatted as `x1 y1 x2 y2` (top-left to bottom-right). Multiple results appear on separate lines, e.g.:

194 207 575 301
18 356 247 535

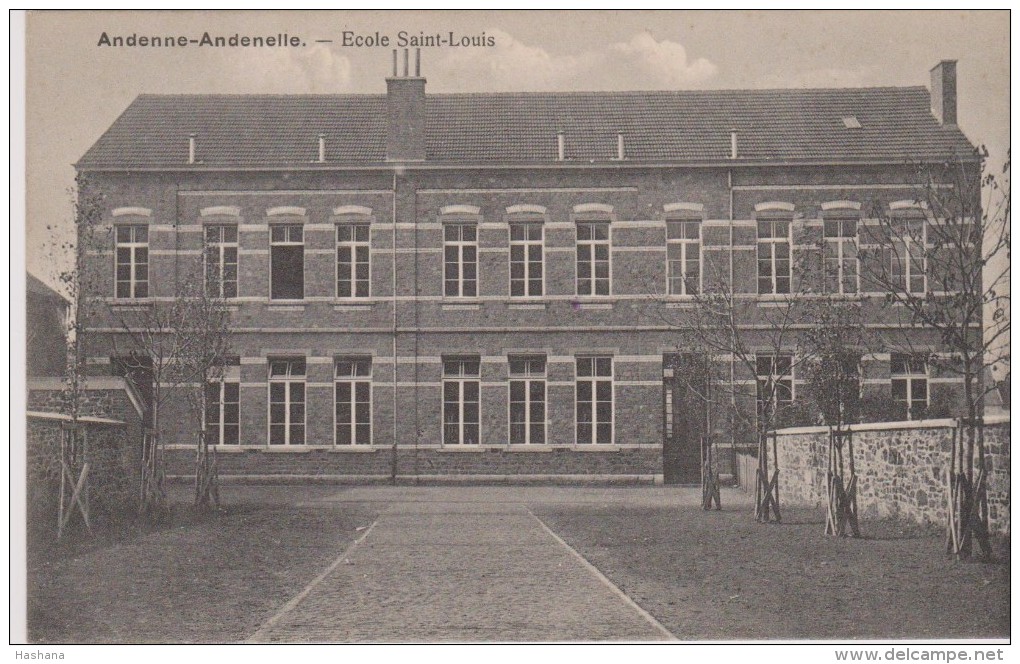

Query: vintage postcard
15 9 1010 657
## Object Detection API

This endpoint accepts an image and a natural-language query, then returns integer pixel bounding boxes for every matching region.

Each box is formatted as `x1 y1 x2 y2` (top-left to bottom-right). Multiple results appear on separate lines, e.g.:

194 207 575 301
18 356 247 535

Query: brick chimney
930 60 957 126
386 48 426 161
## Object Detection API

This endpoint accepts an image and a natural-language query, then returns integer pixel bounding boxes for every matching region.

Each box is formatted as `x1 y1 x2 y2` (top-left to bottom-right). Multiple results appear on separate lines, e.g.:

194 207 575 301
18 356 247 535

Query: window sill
570 299 615 310
262 446 313 453
109 300 151 310
441 301 481 311
267 302 306 311
333 302 374 312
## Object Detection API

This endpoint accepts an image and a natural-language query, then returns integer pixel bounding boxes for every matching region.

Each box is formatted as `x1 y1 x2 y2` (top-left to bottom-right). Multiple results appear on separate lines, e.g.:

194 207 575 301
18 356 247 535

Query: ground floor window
205 379 240 445
756 353 793 422
891 353 928 420
576 356 613 444
509 355 546 444
443 357 480 444
269 358 305 445
336 356 372 445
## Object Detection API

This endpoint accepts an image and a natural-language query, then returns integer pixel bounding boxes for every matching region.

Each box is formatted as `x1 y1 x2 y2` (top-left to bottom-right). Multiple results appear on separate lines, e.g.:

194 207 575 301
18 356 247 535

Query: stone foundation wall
163 446 663 483
775 419 1010 535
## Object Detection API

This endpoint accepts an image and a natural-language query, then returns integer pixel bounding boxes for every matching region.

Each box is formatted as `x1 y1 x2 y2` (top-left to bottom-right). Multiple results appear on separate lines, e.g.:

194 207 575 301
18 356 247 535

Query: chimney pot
392 49 398 77
415 48 421 77
403 48 410 77
930 60 957 126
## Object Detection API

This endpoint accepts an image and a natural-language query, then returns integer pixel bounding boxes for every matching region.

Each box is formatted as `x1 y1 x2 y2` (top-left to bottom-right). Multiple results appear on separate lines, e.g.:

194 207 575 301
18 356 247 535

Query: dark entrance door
663 354 707 485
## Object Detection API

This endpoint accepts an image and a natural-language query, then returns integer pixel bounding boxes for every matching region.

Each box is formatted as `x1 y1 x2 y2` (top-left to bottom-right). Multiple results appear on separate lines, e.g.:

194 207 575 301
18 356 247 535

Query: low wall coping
774 414 1010 438
27 410 125 426
27 376 146 419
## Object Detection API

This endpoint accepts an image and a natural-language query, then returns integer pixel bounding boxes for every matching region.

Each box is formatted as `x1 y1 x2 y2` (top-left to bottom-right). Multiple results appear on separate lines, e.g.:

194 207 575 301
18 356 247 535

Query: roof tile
78 87 976 168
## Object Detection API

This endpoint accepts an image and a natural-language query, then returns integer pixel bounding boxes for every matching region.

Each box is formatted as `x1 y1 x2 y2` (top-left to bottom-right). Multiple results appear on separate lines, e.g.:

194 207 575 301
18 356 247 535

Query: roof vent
188 133 196 164
842 116 862 129
615 133 625 161
318 134 326 163
729 129 738 159
557 131 565 161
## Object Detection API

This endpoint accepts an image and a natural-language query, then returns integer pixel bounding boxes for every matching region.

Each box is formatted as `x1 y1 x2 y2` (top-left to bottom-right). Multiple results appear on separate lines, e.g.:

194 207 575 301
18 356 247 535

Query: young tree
799 303 870 537
49 174 106 537
858 150 1009 558
177 273 233 510
110 259 232 514
651 223 825 523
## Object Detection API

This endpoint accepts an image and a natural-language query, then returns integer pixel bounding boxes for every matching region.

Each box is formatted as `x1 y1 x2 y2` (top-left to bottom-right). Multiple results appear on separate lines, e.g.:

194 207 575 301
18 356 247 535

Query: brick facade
76 58 978 483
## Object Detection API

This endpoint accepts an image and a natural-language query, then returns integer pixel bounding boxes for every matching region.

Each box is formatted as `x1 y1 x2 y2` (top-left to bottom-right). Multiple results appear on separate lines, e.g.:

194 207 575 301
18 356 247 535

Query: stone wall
27 413 140 545
775 418 1010 535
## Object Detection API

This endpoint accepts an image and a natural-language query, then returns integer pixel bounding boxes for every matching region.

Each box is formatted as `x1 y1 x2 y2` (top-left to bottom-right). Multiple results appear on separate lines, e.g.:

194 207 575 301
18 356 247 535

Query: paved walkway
247 487 680 643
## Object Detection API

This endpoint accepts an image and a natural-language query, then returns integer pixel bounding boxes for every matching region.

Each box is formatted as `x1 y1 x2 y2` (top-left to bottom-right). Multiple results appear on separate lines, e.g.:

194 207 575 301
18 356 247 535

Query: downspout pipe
391 170 399 483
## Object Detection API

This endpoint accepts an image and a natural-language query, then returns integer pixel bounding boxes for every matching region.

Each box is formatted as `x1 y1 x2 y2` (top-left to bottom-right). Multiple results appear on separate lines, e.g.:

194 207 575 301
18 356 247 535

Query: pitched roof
77 86 976 169
27 272 68 303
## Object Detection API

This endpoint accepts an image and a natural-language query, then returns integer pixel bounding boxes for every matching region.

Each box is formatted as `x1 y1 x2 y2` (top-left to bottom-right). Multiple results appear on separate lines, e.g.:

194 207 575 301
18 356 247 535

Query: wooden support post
825 427 860 538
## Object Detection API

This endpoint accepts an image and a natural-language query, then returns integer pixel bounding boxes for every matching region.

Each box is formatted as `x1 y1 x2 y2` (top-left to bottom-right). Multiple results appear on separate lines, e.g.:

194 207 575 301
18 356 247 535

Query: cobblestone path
247 497 675 643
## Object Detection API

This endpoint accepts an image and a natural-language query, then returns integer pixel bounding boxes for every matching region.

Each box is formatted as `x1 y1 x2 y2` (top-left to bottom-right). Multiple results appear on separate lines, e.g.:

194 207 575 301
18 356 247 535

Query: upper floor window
270 225 304 300
443 357 480 445
576 222 610 296
576 356 613 444
509 355 546 444
510 223 544 297
444 224 478 297
891 353 928 420
823 216 858 295
335 356 372 445
115 225 148 298
667 220 701 295
892 218 927 295
204 224 238 299
337 224 370 298
757 218 791 295
269 358 305 445
756 353 794 417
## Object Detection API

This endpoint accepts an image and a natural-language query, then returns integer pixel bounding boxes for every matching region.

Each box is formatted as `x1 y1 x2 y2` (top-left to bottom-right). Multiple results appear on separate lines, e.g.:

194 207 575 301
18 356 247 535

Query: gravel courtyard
26 485 1009 643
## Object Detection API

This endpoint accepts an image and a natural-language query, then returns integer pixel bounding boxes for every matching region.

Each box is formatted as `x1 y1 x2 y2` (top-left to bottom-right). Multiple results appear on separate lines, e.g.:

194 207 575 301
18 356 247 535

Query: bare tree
110 259 233 515
799 303 870 537
49 174 106 538
179 274 233 510
858 149 1009 558
650 222 826 523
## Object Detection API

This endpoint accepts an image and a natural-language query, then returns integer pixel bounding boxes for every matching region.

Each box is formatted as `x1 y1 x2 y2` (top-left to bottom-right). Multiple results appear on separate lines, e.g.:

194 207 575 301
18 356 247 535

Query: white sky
23 10 1010 291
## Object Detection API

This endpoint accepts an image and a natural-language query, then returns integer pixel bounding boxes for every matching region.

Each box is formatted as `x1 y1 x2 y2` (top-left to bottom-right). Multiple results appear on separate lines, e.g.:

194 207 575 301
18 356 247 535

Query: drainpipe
391 170 399 483
728 168 737 475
